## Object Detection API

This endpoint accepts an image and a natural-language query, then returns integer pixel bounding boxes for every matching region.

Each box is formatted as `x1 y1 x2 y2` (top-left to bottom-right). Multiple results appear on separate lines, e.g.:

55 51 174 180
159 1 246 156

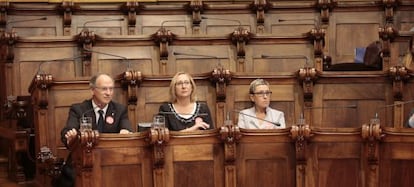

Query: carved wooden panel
236 130 295 187
307 130 364 187
312 82 391 128
165 132 224 187
328 12 382 63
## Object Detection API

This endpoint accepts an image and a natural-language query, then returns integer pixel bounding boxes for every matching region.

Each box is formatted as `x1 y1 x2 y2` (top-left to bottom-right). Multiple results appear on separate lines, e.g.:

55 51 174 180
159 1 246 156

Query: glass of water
80 116 92 132
152 115 165 129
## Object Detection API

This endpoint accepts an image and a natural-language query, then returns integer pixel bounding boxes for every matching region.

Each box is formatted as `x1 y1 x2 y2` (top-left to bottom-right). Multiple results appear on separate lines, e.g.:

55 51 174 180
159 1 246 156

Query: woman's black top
158 101 214 131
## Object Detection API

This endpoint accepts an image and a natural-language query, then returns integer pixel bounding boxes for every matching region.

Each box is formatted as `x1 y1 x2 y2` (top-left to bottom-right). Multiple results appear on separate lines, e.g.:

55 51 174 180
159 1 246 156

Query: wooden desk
62 124 414 187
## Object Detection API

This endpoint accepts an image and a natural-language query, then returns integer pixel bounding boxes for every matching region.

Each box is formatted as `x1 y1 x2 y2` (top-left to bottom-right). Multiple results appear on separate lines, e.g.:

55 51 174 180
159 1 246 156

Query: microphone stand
82 48 131 70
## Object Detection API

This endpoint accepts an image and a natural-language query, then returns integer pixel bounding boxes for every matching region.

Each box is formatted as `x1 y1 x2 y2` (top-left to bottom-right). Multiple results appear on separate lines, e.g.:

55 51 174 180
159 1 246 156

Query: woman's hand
181 117 210 132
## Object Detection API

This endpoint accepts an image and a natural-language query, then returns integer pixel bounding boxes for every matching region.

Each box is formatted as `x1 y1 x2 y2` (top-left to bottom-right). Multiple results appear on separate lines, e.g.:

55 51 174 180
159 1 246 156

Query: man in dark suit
61 73 132 146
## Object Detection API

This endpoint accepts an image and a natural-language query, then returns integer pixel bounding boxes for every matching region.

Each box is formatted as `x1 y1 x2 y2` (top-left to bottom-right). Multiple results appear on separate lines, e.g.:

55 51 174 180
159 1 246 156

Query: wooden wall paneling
307 128 363 187
379 127 414 187
165 131 223 187
15 46 79 96
396 9 414 32
268 13 318 37
140 15 190 36
236 129 295 187
203 14 252 36
8 15 57 37
172 45 230 74
74 15 126 36
328 12 382 64
251 43 314 73
312 79 392 128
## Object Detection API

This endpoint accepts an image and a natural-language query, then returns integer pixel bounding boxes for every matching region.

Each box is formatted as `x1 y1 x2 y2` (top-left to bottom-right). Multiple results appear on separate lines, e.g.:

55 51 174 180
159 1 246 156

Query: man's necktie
98 110 104 132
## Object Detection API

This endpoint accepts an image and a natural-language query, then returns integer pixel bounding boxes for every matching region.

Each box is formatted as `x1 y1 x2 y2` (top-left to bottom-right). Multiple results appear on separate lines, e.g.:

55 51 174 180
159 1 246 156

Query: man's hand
65 128 78 145
119 129 132 134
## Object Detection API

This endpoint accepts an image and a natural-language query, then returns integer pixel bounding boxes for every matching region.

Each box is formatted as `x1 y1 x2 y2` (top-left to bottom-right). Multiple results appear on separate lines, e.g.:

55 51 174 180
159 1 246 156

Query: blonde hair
403 49 413 68
249 78 270 94
169 72 197 102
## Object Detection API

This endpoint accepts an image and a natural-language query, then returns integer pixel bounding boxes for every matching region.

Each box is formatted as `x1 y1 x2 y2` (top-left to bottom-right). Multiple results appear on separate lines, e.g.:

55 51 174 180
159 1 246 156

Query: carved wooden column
220 124 241 187
210 68 231 128
251 0 271 34
36 146 58 186
1 29 17 63
388 66 409 127
306 27 325 71
69 130 100 187
379 24 398 72
0 1 8 30
151 28 176 75
58 1 75 36
120 70 142 128
361 120 384 187
381 0 399 23
316 0 336 24
231 27 252 72
188 0 203 34
29 73 53 181
122 1 140 35
290 123 312 187
297 67 318 124
149 127 170 187
76 31 96 77
1 28 16 105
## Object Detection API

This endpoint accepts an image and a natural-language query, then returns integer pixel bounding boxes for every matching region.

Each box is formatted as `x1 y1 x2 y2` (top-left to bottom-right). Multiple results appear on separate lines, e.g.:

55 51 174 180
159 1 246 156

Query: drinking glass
80 116 92 132
152 115 165 129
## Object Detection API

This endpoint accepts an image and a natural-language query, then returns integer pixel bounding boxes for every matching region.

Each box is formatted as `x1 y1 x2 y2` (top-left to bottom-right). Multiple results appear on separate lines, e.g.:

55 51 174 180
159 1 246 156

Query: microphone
82 18 125 31
37 55 85 75
201 16 242 27
82 48 131 70
160 20 190 28
374 100 414 119
304 104 358 110
7 17 47 24
261 54 310 67
232 110 281 127
173 51 221 67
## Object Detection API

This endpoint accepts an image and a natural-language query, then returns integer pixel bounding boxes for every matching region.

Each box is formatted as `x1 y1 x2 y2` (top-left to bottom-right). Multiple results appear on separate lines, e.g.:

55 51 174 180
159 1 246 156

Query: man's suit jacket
61 99 132 145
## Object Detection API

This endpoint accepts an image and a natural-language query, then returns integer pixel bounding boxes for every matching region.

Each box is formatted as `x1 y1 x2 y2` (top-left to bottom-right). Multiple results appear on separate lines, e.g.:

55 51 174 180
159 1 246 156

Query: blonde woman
158 72 214 131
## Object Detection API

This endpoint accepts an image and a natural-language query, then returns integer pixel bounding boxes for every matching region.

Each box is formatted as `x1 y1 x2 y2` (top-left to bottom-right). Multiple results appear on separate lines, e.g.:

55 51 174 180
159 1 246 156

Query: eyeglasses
252 91 272 97
95 87 114 92
175 81 191 87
